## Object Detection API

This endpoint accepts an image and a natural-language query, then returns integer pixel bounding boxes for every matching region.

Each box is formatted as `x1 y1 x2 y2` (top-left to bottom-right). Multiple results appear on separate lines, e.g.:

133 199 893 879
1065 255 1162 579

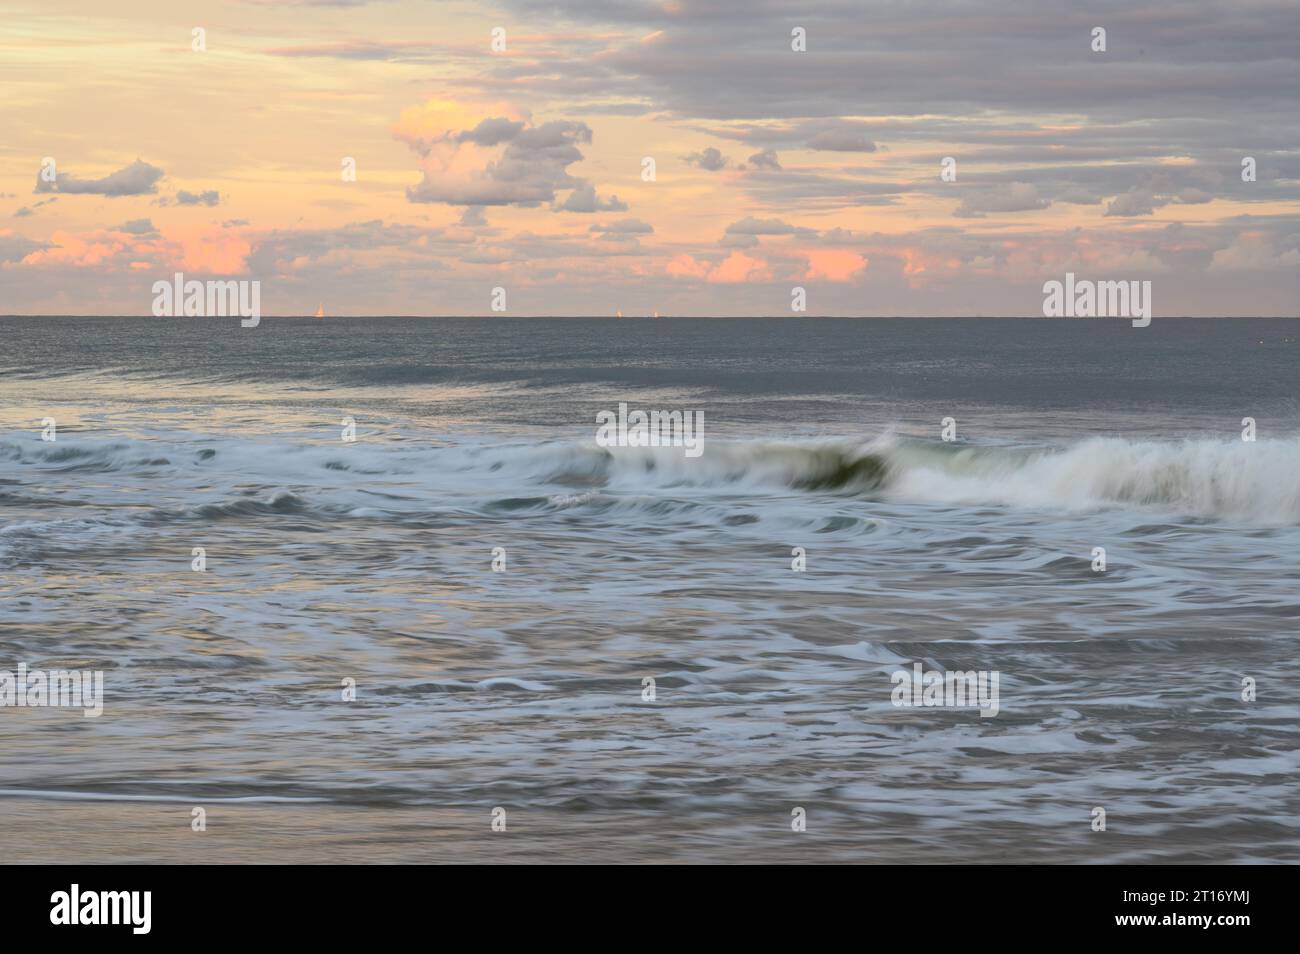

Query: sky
1 0 1298 317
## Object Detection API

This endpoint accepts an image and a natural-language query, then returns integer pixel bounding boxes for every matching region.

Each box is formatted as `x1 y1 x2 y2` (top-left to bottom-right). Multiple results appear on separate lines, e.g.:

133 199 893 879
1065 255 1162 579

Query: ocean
1 316 1298 863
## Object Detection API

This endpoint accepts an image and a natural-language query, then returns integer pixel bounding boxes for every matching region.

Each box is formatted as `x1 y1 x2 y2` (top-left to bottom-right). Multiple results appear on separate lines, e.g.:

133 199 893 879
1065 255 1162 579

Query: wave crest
525 436 1300 523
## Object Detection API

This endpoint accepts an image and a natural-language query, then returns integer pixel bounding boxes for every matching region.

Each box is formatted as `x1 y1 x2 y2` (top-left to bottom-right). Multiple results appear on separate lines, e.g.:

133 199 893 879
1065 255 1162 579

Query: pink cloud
17 225 249 276
707 251 771 284
175 229 251 275
666 253 709 278
803 249 867 282
20 229 142 268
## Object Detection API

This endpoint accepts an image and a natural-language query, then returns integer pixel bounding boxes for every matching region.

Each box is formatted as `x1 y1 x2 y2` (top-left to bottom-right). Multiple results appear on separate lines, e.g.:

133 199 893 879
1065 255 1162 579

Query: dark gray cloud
746 148 782 170
35 159 164 197
807 131 877 153
683 146 729 171
115 218 157 234
176 190 221 207
725 216 816 237
496 1 1300 118
458 118 527 146
485 0 1300 212
555 181 627 213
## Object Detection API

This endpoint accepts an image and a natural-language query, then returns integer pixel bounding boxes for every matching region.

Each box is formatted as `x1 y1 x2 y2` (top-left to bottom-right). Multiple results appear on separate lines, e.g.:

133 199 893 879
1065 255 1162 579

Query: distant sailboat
314 303 324 319
653 310 659 319
616 309 622 318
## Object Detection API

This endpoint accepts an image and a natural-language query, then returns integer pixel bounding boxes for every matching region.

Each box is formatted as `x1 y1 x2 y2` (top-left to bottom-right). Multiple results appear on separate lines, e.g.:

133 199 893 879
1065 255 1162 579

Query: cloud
556 181 627 213
955 182 1051 218
0 230 45 262
176 190 221 207
9 215 1300 316
1209 228 1300 271
11 1 1300 317
1103 182 1220 216
708 250 772 283
683 147 728 171
488 0 1300 135
807 131 877 152
1056 186 1103 205
477 0 1300 252
803 249 868 282
666 250 773 284
590 218 653 234
174 229 252 274
247 220 443 273
1104 188 1172 217
35 159 164 197
264 39 460 62
665 254 710 279
115 218 157 234
723 216 820 247
13 197 56 218
17 227 155 269
725 216 814 237
397 101 621 209
458 117 528 146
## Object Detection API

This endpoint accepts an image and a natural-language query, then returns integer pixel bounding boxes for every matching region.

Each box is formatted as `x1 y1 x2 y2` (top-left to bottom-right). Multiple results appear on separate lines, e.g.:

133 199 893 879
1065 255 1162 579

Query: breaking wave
4 432 1299 524
522 435 1300 523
